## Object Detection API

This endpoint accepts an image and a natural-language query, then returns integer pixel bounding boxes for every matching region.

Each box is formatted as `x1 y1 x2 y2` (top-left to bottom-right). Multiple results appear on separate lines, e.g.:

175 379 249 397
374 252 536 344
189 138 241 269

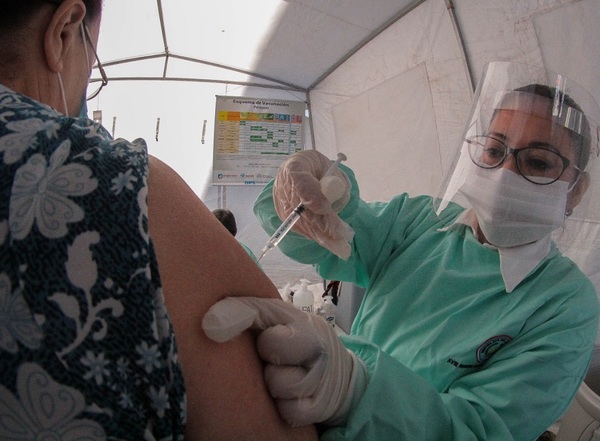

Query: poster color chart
213 96 305 185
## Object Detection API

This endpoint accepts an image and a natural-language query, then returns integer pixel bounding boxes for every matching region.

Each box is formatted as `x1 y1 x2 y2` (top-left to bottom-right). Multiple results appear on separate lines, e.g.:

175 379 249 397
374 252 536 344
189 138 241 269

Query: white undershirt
442 208 552 293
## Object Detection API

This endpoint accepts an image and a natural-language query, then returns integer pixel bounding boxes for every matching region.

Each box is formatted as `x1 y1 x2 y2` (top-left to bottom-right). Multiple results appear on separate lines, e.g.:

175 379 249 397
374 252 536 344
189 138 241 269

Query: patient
0 1 315 439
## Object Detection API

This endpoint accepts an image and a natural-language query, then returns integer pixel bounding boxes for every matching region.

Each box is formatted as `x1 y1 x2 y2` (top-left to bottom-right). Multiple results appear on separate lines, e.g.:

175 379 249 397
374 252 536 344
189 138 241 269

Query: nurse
203 62 600 441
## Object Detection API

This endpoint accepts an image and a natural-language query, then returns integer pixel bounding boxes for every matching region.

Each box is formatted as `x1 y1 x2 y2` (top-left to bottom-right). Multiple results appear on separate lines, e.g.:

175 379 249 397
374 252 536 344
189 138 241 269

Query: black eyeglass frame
81 23 108 100
466 134 582 187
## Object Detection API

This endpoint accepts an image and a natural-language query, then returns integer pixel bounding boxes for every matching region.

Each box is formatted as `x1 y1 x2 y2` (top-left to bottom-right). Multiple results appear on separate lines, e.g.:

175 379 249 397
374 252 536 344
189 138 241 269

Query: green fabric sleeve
322 292 597 441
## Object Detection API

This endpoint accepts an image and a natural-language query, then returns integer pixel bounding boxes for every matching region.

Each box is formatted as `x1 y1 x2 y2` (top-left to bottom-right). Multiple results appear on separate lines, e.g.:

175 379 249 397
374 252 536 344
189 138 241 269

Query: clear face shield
434 62 600 256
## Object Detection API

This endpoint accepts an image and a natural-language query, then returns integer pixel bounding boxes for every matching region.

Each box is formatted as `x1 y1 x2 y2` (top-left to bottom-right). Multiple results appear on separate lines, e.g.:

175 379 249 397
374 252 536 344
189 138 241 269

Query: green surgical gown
253 165 599 441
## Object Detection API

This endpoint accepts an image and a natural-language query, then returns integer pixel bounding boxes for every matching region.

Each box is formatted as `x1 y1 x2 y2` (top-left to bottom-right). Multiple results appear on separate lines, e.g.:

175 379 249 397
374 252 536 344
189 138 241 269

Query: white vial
293 278 314 314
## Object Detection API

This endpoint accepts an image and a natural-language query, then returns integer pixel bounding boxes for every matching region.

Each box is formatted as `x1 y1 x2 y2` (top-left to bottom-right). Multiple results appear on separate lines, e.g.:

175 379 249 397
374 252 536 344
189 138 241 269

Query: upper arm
147 156 317 441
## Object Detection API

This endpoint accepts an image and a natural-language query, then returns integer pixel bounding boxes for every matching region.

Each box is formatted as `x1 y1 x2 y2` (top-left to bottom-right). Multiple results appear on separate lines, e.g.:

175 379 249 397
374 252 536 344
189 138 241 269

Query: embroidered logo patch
476 335 512 363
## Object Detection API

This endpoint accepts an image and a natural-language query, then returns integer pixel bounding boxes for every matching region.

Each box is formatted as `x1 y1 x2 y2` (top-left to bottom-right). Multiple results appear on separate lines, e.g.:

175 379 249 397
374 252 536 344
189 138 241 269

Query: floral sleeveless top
0 85 186 440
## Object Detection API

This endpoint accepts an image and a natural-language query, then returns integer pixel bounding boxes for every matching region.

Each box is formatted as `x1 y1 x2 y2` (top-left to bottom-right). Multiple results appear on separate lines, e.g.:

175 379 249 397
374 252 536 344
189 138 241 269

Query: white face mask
458 166 569 248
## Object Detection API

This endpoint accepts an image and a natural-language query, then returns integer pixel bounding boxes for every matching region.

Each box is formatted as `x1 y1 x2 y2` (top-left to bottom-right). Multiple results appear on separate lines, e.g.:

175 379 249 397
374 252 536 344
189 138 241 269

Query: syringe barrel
268 204 305 247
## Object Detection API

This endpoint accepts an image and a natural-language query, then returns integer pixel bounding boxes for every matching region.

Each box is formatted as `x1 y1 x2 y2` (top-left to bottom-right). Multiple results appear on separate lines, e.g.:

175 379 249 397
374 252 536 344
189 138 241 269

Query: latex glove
202 297 368 427
274 150 354 259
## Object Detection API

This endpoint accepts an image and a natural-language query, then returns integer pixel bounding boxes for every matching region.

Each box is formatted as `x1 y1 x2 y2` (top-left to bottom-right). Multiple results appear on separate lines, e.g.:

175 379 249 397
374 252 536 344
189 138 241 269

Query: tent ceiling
96 0 425 92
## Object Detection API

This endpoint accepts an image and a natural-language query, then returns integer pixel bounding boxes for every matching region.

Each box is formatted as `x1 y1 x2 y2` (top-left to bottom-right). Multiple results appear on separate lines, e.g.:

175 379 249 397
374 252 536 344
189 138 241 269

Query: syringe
258 152 347 261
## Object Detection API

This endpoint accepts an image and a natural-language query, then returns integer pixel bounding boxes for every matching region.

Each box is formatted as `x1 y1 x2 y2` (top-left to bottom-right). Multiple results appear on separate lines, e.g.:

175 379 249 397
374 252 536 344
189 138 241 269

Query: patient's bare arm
147 156 317 441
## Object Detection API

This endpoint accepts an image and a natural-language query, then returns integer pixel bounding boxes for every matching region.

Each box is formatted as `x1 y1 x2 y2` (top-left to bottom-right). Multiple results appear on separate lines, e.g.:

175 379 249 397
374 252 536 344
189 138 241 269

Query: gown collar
443 209 552 293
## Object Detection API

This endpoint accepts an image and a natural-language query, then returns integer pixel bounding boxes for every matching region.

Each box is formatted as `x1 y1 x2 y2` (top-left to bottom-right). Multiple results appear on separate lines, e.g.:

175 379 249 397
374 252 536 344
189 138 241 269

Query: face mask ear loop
80 23 91 74
567 171 582 193
57 72 69 116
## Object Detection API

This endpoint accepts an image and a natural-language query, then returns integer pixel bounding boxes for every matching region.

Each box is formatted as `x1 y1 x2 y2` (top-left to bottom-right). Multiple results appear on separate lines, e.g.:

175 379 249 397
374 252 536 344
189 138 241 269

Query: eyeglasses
466 135 581 186
81 23 108 101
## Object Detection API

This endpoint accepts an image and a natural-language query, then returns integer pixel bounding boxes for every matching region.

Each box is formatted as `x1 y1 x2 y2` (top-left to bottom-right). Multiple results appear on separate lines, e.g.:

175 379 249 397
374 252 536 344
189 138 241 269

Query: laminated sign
213 96 305 185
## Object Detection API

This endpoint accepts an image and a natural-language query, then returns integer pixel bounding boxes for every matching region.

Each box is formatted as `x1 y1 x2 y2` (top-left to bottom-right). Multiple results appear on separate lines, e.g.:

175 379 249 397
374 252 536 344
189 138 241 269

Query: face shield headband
490 90 596 169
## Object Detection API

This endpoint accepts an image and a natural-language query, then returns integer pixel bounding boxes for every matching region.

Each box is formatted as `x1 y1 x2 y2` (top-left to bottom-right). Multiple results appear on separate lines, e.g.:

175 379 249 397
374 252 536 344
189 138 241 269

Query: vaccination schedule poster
212 96 305 185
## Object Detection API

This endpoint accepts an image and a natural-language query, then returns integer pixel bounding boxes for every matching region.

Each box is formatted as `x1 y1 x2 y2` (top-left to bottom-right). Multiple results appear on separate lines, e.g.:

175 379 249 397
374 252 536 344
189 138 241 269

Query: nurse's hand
202 297 368 427
274 150 354 259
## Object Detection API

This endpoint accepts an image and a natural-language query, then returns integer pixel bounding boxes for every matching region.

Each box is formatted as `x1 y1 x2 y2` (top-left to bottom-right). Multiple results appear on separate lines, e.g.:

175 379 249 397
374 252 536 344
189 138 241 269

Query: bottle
318 294 336 327
281 283 293 303
293 278 314 314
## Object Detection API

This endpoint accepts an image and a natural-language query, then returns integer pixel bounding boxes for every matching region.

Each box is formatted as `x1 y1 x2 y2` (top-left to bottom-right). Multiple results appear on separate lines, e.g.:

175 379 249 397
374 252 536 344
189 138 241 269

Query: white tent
90 0 600 288
91 2 600 435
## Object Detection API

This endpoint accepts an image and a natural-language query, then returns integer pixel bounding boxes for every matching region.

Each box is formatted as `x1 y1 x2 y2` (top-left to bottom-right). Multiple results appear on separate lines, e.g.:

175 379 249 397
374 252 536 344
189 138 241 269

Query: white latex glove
274 150 354 259
202 297 368 427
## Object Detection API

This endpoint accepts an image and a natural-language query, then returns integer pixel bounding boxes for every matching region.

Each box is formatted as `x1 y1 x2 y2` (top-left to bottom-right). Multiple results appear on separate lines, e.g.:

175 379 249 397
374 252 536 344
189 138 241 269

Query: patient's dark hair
212 209 237 237
0 0 103 72
0 0 102 32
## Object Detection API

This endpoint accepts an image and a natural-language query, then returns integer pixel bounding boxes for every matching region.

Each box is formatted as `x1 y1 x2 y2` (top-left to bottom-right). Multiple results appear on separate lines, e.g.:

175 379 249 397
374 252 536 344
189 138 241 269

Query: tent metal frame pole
307 0 428 92
91 53 307 93
89 76 306 92
305 97 316 151
445 0 475 94
156 0 170 78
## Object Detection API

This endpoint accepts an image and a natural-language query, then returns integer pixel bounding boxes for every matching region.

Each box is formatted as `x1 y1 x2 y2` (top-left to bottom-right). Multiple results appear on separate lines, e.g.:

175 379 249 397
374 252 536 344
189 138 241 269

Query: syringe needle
257 248 268 262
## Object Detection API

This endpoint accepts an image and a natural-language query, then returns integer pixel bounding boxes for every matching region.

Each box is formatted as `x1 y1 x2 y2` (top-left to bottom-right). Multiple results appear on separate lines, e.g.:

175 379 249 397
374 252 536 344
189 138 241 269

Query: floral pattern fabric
0 85 186 440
